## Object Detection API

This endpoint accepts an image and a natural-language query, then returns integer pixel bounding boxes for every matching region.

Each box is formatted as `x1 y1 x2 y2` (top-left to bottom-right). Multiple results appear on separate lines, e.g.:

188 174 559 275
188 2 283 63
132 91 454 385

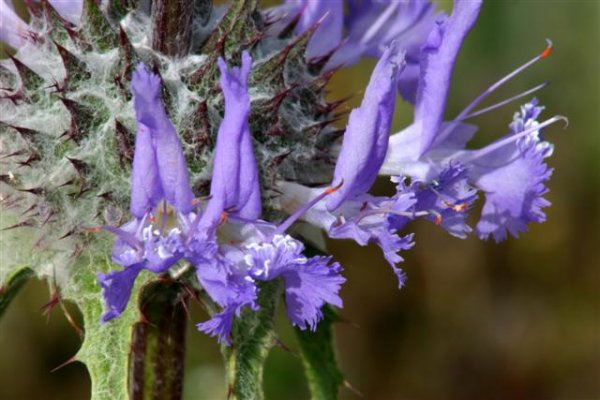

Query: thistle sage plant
0 0 565 399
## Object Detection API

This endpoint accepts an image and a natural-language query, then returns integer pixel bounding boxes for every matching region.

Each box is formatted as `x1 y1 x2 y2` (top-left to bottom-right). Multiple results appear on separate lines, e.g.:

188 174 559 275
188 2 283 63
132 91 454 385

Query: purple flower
411 0 482 159
468 101 555 241
277 44 416 287
336 0 441 102
97 262 145 323
279 0 440 102
98 64 196 322
390 163 478 238
326 45 403 210
379 0 566 242
278 182 415 288
190 52 345 344
245 234 345 330
200 51 260 228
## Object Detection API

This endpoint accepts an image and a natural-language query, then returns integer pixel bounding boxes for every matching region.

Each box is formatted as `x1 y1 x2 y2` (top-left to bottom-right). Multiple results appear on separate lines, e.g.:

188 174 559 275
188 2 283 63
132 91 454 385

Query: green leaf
0 266 34 318
222 279 283 400
62 257 149 400
294 306 344 400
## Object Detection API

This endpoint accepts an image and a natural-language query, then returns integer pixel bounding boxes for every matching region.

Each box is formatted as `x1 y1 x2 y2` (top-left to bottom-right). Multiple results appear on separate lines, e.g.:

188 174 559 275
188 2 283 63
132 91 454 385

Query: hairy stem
130 280 188 400
222 280 282 400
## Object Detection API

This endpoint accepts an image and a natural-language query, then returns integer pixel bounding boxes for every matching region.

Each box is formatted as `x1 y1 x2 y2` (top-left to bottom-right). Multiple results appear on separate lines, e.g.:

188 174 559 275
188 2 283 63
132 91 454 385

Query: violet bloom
98 63 195 322
178 52 345 345
278 45 416 287
279 0 440 102
380 0 566 241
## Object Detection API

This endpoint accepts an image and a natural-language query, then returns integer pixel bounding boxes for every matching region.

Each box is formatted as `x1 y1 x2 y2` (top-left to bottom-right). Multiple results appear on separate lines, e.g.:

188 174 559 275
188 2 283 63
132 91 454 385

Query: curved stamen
437 39 553 143
353 208 430 224
360 2 400 45
273 180 344 237
459 115 567 163
457 39 553 121
463 81 549 120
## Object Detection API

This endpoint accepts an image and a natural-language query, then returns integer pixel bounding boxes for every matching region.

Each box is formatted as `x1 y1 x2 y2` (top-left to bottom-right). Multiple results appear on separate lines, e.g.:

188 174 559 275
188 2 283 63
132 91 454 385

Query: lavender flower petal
202 52 260 226
470 101 554 241
245 234 345 330
196 305 238 345
129 123 163 218
390 163 478 238
131 64 194 214
412 0 482 158
326 46 403 210
97 262 144 323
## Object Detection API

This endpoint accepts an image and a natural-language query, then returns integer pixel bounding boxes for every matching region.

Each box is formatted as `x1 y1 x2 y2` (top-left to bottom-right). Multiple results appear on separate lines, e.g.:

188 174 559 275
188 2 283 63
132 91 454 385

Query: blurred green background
1 1 598 399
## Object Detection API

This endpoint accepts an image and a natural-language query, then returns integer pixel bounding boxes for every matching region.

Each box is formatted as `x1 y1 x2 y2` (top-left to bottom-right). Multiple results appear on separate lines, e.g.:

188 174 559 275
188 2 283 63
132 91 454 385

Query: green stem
221 280 283 400
130 280 188 400
295 306 344 400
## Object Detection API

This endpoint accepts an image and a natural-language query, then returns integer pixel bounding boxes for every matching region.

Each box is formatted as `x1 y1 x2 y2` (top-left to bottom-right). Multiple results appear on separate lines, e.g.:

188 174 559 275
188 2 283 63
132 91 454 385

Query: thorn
51 356 79 373
277 9 302 39
274 337 298 357
18 187 44 196
1 149 28 159
115 120 134 166
17 152 41 167
40 294 60 318
96 191 114 201
66 157 89 176
343 380 363 397
20 203 38 216
58 228 76 240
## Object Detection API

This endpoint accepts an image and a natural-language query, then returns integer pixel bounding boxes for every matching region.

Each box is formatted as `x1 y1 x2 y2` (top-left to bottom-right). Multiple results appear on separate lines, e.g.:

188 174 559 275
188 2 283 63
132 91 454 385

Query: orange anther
435 215 442 226
452 203 468 212
325 179 344 194
219 211 229 225
443 201 468 212
540 40 553 59
149 215 156 223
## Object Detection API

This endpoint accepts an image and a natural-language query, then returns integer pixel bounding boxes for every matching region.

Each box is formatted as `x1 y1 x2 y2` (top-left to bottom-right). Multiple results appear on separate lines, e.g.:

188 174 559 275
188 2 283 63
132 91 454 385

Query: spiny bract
0 0 338 287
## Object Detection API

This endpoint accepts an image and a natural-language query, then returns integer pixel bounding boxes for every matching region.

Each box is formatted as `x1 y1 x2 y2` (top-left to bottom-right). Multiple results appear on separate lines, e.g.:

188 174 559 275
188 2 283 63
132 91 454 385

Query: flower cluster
2 0 564 344
98 54 346 344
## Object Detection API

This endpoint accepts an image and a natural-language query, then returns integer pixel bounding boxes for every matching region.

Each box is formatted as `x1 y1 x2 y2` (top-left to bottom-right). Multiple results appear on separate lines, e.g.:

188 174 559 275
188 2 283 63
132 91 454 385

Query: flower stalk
130 280 188 400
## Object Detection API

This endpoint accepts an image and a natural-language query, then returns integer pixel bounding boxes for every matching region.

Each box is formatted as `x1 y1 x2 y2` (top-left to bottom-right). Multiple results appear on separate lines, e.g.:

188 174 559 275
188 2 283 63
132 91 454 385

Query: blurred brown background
1 1 599 399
